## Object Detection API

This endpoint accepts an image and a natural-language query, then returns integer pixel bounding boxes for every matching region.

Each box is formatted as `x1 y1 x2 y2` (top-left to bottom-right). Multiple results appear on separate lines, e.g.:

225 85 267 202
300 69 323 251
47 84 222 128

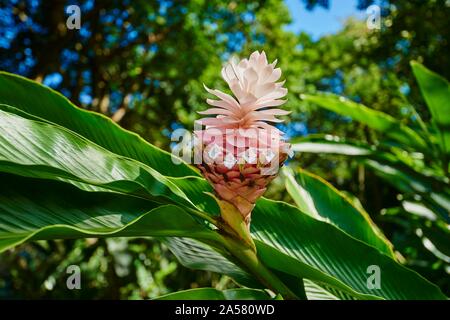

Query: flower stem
220 234 299 300
187 198 300 299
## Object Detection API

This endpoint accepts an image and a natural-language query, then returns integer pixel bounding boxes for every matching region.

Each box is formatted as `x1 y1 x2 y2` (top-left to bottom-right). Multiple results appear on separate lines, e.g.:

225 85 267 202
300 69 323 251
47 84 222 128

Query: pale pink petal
206 99 239 112
197 108 235 116
259 65 274 83
198 51 289 136
257 109 291 116
267 68 282 82
204 85 240 109
255 82 276 98
251 99 287 110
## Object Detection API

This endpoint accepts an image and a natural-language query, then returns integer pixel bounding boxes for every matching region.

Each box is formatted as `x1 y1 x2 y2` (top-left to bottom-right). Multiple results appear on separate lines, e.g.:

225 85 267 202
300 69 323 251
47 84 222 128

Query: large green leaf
155 288 272 300
162 237 261 288
0 108 200 211
283 167 394 257
0 71 197 178
291 135 450 223
301 93 428 152
251 198 446 300
0 173 217 252
291 134 442 177
303 279 360 300
303 280 340 300
0 173 263 291
411 62 450 157
291 134 431 170
365 160 450 223
291 134 375 156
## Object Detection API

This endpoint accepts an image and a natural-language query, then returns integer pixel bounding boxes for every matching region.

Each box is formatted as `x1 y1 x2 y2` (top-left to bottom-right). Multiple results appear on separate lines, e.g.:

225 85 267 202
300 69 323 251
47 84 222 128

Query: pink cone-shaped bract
194 51 292 223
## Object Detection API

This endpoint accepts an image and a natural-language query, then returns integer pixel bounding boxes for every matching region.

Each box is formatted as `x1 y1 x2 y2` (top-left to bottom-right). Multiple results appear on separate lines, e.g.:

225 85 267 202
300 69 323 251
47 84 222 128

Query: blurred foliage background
0 0 449 298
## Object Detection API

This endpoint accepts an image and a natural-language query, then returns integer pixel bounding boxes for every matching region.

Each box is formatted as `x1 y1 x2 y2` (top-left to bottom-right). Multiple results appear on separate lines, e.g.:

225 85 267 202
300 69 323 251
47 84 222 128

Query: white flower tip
200 51 288 131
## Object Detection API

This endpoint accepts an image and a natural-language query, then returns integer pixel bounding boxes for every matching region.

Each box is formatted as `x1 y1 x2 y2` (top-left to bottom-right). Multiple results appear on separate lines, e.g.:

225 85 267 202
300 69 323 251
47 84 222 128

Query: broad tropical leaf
251 198 446 300
162 237 262 288
0 71 197 178
155 288 272 300
0 173 218 252
0 108 199 211
365 160 450 223
283 167 394 257
0 108 444 299
291 135 450 223
411 61 450 157
303 280 341 300
301 93 428 152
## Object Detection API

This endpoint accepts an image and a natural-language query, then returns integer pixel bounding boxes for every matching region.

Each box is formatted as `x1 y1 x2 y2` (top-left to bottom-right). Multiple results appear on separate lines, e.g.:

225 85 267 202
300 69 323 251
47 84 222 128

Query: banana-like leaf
0 173 261 290
155 288 272 300
291 135 375 156
365 160 450 223
164 238 350 300
411 62 450 156
0 108 201 212
291 135 450 223
0 104 221 223
0 173 218 251
419 227 450 263
301 93 428 152
283 167 394 257
303 280 343 300
0 72 197 178
291 134 427 168
162 237 262 288
251 198 446 299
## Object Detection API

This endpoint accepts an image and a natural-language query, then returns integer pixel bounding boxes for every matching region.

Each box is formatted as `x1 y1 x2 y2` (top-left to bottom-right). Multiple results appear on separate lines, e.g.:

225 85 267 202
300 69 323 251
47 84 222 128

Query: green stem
220 234 299 300
187 197 300 299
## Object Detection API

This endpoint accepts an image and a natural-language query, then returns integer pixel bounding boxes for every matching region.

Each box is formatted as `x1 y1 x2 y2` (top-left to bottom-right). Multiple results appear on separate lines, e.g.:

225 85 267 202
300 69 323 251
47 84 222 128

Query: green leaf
291 135 374 156
303 280 340 300
291 135 450 223
411 62 450 156
162 237 262 288
251 198 446 300
0 172 260 289
0 108 199 211
0 71 197 177
419 226 450 263
291 134 440 176
155 288 272 300
0 173 217 252
301 93 428 152
283 167 394 257
365 160 450 223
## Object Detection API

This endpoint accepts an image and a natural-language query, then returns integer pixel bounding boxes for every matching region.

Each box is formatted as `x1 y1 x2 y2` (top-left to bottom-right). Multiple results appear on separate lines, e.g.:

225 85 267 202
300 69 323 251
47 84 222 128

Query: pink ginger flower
195 51 292 225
